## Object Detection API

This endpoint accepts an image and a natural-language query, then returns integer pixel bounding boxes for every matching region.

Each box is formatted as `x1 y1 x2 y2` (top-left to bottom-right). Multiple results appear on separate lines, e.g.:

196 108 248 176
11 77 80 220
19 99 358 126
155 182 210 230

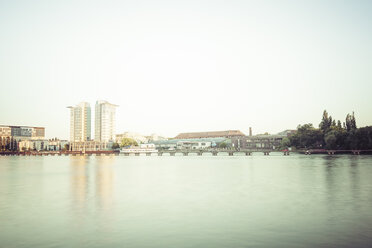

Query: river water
0 154 372 248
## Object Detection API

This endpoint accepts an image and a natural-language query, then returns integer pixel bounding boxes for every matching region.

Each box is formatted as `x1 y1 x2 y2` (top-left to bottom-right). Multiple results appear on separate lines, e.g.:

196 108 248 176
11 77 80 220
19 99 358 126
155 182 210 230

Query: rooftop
153 137 230 145
0 125 45 129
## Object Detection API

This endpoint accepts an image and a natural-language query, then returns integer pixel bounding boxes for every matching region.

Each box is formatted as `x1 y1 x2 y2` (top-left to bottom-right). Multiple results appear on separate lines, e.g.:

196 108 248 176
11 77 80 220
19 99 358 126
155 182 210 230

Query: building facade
18 139 49 151
70 141 113 152
68 102 91 142
95 100 117 142
153 137 230 150
0 125 45 140
230 130 296 150
231 134 286 150
176 141 212 150
48 139 69 151
0 125 46 151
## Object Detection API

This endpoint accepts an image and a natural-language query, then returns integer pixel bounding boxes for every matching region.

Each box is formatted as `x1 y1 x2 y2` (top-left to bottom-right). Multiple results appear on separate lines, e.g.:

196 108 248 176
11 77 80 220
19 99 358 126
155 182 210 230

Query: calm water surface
0 154 372 248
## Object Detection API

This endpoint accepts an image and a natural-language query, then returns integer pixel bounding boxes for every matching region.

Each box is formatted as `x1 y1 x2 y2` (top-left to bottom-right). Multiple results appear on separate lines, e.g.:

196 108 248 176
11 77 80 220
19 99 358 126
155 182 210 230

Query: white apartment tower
67 102 91 142
95 100 117 142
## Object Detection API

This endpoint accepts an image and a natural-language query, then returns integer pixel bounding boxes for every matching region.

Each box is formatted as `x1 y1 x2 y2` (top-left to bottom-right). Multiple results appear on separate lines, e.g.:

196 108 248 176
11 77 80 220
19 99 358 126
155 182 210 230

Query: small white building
177 141 212 150
140 143 156 149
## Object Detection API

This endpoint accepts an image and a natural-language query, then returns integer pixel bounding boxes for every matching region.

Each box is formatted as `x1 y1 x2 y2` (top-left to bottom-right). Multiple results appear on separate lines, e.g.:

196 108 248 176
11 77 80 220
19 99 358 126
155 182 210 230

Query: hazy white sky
1 0 371 139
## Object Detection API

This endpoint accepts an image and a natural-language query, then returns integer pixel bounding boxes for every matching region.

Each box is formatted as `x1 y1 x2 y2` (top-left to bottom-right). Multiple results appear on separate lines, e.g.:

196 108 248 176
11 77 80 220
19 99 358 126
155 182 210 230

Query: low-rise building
0 136 17 151
70 141 113 152
140 143 156 149
19 139 49 151
0 126 12 137
231 133 290 150
153 137 230 150
48 139 69 151
0 125 45 141
1 125 46 151
152 140 178 150
176 141 212 150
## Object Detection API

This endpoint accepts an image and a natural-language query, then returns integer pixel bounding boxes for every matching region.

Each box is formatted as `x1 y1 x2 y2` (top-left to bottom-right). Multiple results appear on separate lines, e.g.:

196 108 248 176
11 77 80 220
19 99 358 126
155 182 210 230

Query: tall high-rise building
95 100 117 142
67 102 91 142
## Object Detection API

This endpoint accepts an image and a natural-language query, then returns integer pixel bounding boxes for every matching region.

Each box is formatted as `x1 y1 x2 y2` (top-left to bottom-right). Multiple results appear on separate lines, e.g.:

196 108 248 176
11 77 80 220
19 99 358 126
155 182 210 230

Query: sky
0 0 371 139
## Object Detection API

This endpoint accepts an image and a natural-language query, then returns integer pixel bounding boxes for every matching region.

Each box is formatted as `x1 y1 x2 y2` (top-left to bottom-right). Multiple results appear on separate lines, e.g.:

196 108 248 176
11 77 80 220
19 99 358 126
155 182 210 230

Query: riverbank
1 149 372 156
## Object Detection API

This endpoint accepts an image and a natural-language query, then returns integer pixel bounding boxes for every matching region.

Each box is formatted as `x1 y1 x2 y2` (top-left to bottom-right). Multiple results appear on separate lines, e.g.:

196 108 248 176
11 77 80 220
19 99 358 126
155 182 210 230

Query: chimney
249 127 252 136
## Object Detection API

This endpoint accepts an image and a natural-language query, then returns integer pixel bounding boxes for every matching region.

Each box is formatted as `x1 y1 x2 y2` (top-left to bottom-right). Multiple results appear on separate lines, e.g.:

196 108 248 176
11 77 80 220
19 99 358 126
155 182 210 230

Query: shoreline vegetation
286 110 372 151
1 148 372 156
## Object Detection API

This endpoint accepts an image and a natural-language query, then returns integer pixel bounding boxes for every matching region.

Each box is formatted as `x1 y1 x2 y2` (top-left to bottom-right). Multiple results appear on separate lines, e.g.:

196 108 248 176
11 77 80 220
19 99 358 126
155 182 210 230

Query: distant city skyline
1 0 371 139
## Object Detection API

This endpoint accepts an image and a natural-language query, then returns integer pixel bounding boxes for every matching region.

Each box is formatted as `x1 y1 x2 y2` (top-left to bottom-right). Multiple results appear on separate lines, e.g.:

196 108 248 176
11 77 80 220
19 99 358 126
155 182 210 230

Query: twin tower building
67 101 117 143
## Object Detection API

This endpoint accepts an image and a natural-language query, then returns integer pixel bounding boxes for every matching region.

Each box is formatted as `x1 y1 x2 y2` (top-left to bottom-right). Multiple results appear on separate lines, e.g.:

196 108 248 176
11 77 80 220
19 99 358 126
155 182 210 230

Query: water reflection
323 156 364 219
323 156 338 192
69 155 115 231
95 156 114 213
70 156 90 214
323 156 344 224
348 157 361 211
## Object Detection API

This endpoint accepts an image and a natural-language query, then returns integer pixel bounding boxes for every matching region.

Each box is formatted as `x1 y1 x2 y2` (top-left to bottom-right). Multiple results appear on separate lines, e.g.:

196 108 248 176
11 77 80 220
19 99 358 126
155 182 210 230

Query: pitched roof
174 130 245 139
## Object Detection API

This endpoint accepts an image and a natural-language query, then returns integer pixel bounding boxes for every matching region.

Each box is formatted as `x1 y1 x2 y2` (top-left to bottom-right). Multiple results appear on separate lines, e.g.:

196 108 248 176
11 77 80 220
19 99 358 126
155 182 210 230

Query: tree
337 120 342 129
290 124 323 149
280 137 291 149
324 130 337 149
219 142 227 149
331 119 336 128
120 138 138 147
345 112 357 132
112 142 120 149
63 144 70 151
346 126 372 150
290 110 370 150
319 110 332 133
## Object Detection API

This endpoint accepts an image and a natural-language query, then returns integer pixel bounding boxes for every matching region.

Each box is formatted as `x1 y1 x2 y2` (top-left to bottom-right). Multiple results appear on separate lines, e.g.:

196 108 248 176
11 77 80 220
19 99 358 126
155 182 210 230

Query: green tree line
289 110 372 150
120 138 138 148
